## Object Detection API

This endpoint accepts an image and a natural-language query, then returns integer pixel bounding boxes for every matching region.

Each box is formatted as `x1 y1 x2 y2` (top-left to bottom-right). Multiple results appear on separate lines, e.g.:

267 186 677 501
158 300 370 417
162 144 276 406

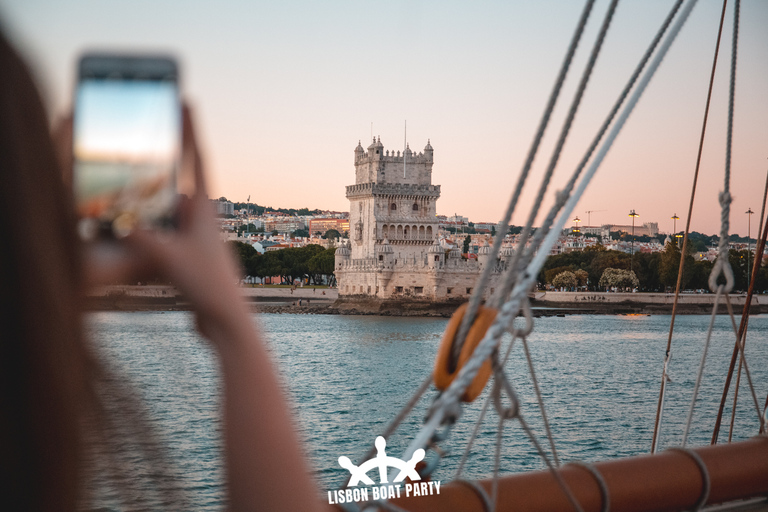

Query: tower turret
335 242 351 271
477 239 491 270
424 139 433 162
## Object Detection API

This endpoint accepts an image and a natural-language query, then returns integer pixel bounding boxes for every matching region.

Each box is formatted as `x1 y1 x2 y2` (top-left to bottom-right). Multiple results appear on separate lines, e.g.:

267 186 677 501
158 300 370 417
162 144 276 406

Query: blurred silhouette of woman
0 30 326 511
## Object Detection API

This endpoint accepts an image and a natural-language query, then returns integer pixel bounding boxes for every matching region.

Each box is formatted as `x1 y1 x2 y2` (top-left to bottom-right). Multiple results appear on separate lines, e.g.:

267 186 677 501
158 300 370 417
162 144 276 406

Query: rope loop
708 190 734 293
568 461 610 512
665 447 711 511
509 297 535 338
491 365 520 420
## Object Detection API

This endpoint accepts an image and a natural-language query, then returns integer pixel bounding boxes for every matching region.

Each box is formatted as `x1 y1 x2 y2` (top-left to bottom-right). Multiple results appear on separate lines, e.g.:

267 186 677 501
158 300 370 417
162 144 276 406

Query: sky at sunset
2 0 766 237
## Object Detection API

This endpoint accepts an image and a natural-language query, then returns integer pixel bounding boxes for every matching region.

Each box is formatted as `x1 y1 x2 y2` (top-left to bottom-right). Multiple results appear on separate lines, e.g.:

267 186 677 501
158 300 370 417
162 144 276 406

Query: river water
86 311 768 509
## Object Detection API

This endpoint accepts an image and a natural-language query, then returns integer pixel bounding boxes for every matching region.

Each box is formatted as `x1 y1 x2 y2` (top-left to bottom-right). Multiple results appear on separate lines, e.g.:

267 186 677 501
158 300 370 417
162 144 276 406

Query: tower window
391 203 397 211
412 203 418 211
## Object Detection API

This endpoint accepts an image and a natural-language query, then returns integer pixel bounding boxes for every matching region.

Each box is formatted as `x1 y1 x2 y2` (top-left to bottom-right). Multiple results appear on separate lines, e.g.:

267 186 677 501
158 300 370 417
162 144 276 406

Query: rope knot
708 189 734 293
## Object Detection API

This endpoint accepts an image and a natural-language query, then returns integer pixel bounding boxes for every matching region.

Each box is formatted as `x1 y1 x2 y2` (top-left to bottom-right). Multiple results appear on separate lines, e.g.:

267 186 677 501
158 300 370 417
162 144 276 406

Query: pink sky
2 0 766 236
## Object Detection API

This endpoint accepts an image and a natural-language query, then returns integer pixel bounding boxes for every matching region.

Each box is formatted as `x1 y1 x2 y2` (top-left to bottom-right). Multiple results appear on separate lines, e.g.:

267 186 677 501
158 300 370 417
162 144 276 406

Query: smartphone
73 53 181 240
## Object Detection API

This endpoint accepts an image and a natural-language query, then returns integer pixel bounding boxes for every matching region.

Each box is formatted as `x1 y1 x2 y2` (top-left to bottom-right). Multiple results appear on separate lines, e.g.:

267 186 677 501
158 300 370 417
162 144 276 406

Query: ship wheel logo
338 436 425 487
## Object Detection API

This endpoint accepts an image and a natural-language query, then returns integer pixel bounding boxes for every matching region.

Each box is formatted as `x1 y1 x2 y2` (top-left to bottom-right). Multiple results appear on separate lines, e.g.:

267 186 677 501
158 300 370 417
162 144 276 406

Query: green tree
552 271 577 290
324 229 341 240
308 247 337 284
574 269 589 288
463 235 471 254
599 268 639 290
659 240 694 290
291 228 310 238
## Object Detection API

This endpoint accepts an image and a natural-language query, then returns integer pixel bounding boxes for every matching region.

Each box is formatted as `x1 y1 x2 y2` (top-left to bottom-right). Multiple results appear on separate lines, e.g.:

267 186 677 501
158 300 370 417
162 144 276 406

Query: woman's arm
109 108 330 511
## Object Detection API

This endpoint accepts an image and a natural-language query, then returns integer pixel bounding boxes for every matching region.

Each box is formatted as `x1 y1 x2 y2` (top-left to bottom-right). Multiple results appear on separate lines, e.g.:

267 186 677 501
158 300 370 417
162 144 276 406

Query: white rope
494 0 620 307
454 0 597 363
708 0 739 294
682 284 723 447
399 0 699 475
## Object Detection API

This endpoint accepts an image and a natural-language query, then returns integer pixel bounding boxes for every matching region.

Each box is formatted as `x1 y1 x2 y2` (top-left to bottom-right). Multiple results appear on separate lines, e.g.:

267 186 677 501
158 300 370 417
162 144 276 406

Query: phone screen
74 75 180 239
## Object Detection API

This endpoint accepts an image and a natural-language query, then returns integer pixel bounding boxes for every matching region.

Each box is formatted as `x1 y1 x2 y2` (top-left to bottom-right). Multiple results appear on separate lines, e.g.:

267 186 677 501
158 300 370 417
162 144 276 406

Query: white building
335 138 506 300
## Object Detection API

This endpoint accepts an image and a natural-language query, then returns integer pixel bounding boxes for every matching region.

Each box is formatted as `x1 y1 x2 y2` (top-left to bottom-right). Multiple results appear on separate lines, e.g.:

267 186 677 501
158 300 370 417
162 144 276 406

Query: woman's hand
127 106 249 340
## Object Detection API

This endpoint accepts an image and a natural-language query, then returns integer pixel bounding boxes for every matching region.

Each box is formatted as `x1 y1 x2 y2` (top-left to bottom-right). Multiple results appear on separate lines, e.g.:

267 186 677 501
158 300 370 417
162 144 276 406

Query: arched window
397 225 403 238
427 226 433 238
403 226 409 239
412 203 419 211
391 203 397 211
419 226 425 238
382 225 388 238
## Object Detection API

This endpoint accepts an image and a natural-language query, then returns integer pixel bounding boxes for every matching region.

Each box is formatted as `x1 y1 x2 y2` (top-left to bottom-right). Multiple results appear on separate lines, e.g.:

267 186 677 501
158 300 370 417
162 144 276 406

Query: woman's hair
0 30 89 510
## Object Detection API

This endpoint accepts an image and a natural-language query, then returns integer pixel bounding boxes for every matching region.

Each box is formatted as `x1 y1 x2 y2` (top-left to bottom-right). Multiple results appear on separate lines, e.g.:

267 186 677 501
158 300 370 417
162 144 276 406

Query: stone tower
336 137 503 300
346 137 441 262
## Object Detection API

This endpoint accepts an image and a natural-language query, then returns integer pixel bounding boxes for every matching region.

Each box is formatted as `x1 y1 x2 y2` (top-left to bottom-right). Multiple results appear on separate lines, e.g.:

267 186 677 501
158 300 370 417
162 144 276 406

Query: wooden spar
332 437 768 512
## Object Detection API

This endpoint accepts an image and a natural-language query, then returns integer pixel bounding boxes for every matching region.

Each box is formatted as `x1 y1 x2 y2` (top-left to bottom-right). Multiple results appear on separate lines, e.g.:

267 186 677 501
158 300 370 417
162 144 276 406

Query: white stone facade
335 138 505 300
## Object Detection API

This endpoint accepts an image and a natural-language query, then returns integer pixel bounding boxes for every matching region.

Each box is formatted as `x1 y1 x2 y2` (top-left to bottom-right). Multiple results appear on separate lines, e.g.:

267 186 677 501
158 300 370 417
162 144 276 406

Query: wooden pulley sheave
433 303 498 402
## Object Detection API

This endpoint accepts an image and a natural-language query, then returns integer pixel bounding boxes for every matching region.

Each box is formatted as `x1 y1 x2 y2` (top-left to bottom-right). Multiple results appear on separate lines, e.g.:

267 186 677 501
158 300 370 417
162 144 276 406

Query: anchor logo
338 436 425 487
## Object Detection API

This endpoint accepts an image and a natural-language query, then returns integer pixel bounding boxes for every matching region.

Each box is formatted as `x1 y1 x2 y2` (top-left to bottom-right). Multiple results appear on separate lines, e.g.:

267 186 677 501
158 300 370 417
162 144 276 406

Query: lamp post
671 213 679 245
629 209 639 272
746 207 754 287
573 216 581 234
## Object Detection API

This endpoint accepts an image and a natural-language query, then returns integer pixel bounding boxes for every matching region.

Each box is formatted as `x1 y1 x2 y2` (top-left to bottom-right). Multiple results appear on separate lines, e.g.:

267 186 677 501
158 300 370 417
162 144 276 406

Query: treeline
230 242 336 285
218 197 322 217
540 242 767 292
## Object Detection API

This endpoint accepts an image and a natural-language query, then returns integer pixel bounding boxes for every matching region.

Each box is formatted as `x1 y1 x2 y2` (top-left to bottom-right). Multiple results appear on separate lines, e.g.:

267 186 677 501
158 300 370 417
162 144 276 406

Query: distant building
605 222 659 237
264 218 305 233
213 199 234 216
309 218 350 236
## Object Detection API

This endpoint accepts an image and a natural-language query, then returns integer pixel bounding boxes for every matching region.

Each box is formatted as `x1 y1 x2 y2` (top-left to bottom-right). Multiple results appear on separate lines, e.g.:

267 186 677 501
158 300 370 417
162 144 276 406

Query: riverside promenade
86 286 767 316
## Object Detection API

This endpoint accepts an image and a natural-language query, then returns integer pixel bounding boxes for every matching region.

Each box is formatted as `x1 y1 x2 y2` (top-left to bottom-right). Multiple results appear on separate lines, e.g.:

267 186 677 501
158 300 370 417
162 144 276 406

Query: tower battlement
354 137 434 186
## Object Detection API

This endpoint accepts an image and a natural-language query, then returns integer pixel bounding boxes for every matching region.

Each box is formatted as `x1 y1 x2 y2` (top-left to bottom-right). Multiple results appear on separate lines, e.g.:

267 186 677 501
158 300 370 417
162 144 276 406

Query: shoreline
85 286 768 317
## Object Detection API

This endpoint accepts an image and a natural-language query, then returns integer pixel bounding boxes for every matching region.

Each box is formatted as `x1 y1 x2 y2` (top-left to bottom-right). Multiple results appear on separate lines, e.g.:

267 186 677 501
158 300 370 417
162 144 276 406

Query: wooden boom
337 436 768 512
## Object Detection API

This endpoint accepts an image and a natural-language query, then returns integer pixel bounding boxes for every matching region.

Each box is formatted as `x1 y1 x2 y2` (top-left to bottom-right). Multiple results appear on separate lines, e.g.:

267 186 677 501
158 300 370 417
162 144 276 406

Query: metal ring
666 447 711 511
454 479 493 512
568 461 610 512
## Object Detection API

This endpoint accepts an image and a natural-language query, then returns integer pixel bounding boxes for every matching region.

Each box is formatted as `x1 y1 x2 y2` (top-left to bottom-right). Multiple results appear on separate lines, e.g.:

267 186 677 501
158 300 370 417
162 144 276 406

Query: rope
707 0 739 294
452 0 597 367
506 0 686 301
718 171 768 441
682 284 723 447
455 337 517 480
722 295 765 432
405 0 699 473
394 0 698 497
494 0 619 308
568 461 610 512
650 0 728 454
522 336 560 466
343 375 433 487
665 448 711 511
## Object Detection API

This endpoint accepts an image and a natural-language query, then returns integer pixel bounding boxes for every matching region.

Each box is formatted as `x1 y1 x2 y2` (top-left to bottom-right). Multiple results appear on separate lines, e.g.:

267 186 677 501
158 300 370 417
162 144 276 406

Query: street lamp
573 216 581 234
629 209 639 272
746 207 754 286
671 213 679 244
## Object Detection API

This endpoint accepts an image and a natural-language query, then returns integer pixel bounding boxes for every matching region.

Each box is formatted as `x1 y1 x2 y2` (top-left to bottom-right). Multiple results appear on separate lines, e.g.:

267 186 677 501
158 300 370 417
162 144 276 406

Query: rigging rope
502 0 685 301
453 0 597 367
389 4 699 504
492 0 619 308
650 0 729 455
728 170 768 441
